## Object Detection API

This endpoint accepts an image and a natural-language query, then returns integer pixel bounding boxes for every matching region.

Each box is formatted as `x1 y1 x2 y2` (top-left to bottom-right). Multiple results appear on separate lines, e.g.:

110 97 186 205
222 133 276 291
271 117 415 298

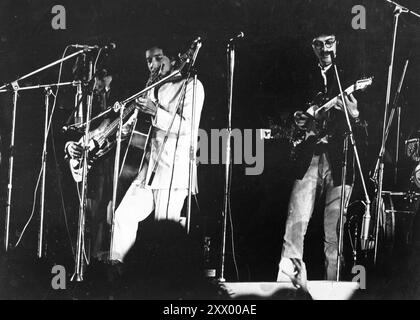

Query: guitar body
68 111 153 183
69 120 113 183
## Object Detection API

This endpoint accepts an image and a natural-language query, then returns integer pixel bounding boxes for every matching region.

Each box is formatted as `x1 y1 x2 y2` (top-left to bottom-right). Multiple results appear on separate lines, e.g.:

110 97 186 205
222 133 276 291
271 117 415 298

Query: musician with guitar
65 67 121 261
109 45 204 263
277 29 369 281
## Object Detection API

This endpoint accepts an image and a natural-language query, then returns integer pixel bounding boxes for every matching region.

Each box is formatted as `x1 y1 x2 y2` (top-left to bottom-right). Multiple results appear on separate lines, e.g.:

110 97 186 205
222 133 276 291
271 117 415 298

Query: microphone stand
372 1 420 265
72 60 95 282
219 40 236 282
371 60 408 189
371 60 408 182
186 74 199 235
39 87 53 258
330 54 371 281
0 49 87 91
1 48 89 252
0 81 80 94
3 83 18 253
337 131 349 281
0 81 79 257
108 100 125 261
393 60 409 185
394 104 401 185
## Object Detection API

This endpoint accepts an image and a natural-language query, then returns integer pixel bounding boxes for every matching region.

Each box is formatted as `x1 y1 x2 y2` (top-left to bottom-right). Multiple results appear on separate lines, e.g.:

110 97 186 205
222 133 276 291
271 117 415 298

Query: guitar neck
314 84 355 115
305 84 355 117
97 103 137 145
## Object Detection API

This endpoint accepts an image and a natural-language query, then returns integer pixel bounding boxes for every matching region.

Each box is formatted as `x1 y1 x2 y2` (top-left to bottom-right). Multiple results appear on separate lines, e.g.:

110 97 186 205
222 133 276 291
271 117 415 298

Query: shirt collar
319 63 333 73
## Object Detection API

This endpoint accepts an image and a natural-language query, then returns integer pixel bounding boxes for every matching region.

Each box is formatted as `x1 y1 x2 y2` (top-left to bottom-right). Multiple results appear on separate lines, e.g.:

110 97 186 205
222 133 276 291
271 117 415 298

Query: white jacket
135 78 204 191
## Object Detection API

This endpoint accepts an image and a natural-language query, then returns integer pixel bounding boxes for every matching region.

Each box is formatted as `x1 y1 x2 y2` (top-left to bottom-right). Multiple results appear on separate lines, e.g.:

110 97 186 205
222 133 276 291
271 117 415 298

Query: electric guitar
268 77 373 161
68 102 152 182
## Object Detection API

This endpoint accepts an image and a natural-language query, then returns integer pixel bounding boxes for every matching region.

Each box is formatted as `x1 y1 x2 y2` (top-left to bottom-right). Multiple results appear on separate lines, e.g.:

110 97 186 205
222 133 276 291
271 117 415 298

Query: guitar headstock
354 77 373 91
176 38 202 76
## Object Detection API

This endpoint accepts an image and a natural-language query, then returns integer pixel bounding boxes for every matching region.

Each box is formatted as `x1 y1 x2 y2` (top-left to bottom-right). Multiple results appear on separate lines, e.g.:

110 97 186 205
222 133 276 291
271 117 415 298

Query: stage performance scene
1 0 420 301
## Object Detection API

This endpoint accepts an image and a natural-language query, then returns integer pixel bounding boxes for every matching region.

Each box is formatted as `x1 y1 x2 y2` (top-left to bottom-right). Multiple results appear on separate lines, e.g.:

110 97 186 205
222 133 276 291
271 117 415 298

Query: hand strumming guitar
335 93 359 118
66 141 84 160
294 110 317 139
121 111 137 139
135 97 158 117
294 111 310 129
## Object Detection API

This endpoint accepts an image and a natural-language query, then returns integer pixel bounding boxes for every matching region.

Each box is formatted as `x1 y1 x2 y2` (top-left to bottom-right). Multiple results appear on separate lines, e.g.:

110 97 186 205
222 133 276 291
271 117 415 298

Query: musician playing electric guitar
65 67 121 261
277 27 368 281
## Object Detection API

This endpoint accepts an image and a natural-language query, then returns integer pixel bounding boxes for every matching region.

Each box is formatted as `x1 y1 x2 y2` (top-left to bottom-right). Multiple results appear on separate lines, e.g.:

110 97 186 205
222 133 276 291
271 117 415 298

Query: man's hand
113 101 123 112
288 258 308 292
121 121 134 139
294 111 310 129
67 141 83 159
280 258 310 297
135 97 158 116
336 93 359 118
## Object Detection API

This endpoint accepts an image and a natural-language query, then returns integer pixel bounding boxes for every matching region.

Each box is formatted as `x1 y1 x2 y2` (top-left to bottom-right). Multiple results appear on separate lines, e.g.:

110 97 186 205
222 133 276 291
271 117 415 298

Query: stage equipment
329 52 371 281
219 33 245 282
72 56 95 282
372 0 420 265
0 45 89 253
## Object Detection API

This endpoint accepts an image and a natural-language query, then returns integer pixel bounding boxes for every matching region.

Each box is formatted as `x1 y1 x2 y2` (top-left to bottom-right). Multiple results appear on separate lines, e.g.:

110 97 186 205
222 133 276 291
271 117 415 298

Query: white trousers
110 181 188 262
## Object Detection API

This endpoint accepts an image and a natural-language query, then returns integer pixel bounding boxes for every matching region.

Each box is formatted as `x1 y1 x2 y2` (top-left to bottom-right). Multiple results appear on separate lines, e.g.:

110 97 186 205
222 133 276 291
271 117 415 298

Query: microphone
71 44 98 50
229 31 245 42
324 51 336 64
102 42 117 51
360 204 371 251
191 37 202 46
70 43 116 51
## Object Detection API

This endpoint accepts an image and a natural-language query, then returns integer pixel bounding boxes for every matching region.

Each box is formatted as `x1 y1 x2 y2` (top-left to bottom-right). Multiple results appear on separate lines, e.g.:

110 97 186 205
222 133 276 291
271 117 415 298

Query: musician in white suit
110 46 204 262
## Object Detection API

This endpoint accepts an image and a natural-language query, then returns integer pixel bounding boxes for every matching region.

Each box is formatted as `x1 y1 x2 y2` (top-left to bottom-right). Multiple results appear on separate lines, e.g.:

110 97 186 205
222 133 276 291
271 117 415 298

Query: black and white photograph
1 0 420 303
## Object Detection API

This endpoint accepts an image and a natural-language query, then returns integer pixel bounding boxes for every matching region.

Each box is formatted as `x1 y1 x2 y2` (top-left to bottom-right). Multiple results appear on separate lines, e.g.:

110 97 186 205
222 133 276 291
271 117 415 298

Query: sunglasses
312 38 337 50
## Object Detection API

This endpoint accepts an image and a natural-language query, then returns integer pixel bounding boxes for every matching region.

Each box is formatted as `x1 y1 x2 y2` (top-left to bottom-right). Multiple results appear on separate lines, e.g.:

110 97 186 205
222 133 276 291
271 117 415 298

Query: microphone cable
15 45 70 247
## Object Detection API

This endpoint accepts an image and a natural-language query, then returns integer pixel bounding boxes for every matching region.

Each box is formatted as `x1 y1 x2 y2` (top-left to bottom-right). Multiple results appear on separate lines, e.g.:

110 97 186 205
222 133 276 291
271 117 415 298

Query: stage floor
222 281 360 300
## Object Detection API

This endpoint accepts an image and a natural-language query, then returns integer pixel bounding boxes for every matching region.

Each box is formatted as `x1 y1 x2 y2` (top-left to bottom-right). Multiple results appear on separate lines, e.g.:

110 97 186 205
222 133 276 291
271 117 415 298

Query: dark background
1 0 420 297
